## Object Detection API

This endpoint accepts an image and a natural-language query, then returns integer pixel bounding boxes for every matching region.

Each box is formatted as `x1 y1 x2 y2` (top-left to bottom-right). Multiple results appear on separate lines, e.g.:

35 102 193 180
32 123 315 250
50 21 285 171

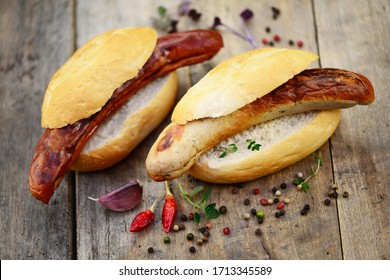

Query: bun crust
171 48 318 124
189 110 341 183
41 27 158 128
71 72 178 172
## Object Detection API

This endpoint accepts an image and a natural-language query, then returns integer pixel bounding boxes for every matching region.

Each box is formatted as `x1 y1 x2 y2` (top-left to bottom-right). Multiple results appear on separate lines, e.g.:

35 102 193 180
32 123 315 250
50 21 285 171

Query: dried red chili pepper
129 193 163 232
162 181 177 233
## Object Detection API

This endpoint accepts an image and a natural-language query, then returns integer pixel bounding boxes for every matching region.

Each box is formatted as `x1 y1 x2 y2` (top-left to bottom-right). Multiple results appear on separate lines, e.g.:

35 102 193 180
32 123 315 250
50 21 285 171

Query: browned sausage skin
29 30 224 203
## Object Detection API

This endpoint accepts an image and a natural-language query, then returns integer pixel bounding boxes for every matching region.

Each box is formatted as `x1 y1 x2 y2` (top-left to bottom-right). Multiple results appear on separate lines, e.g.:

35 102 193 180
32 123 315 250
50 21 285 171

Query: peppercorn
148 247 154 253
273 34 280 42
261 37 268 44
275 190 282 197
251 208 257 215
332 191 339 199
253 188 260 195
163 236 171 244
283 198 290 204
297 172 303 178
297 40 303 48
297 177 304 183
267 198 274 205
288 40 294 46
324 199 331 205
343 191 349 198
180 214 188 221
279 209 286 216
202 236 209 243
232 188 239 194
275 212 281 218
304 204 310 211
297 185 302 191
173 224 180 232
179 224 185 231
276 201 285 210
188 212 194 220
269 41 274 47
265 26 271 33
273 197 280 204
197 239 203 245
189 246 196 253
199 227 207 234
256 210 265 218
244 198 250 205
331 183 338 190
203 230 210 237
300 209 308 215
186 233 194 241
219 205 227 214
255 228 262 236
280 182 287 189
223 227 231 235
257 217 264 224
260 199 268 206
328 190 334 197
206 223 212 230
244 213 251 220
272 187 278 194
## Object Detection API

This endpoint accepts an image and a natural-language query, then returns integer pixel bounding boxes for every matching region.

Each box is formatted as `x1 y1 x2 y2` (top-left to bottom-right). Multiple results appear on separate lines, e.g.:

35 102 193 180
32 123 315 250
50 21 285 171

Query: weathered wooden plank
0 0 75 259
76 0 342 260
315 0 390 259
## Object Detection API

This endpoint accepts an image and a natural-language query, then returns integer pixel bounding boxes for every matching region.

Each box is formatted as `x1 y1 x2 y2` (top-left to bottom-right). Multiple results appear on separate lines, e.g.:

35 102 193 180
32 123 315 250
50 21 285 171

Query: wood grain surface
0 0 388 260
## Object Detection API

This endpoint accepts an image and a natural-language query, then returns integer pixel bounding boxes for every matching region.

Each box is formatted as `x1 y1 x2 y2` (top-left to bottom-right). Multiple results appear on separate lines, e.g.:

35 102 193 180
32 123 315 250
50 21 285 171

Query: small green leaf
205 207 220 219
194 211 201 225
219 151 227 158
201 187 212 203
301 182 310 193
158 6 166 17
252 143 261 151
228 143 238 153
293 179 301 185
188 185 204 197
205 203 216 211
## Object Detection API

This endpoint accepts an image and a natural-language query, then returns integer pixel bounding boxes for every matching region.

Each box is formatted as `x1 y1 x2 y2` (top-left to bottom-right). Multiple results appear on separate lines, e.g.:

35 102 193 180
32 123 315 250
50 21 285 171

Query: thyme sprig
294 150 323 193
217 143 238 158
246 139 261 151
178 182 220 225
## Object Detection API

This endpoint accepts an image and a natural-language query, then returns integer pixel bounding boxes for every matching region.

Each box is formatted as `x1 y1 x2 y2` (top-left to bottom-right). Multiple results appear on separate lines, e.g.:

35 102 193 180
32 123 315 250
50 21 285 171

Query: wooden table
1 0 389 260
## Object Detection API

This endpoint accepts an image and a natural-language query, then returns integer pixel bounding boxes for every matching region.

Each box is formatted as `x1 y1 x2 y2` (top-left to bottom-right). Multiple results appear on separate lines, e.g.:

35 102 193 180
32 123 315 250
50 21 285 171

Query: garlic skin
89 180 143 211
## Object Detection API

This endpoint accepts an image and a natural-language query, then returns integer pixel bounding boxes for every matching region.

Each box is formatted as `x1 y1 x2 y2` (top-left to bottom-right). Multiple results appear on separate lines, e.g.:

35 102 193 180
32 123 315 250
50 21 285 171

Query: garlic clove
89 180 143 211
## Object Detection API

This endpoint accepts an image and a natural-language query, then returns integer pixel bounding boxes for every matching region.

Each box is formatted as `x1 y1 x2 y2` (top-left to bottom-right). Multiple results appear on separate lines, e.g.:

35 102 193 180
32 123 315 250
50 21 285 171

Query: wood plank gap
310 0 321 62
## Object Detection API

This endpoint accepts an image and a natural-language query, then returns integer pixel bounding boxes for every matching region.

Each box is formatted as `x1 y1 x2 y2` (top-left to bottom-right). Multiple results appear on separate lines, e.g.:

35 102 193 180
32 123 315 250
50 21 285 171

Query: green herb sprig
217 143 238 158
246 139 261 151
178 183 220 225
294 150 323 193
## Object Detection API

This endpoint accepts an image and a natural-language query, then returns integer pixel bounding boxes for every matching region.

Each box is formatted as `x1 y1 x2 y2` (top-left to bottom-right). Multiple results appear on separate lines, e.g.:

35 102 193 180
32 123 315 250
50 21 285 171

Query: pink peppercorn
223 227 231 235
276 201 285 210
260 199 268 206
261 37 268 44
273 34 281 42
297 40 303 47
253 188 260 195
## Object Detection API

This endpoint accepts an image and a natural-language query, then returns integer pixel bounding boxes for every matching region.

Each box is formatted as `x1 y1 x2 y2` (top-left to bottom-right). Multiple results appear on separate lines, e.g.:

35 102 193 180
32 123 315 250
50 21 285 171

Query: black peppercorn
251 208 257 216
280 182 287 189
269 41 274 47
203 230 210 237
332 191 339 199
219 205 227 214
180 214 188 221
148 247 154 253
343 191 349 198
244 198 250 205
186 233 194 241
272 187 278 194
324 199 331 205
288 40 294 46
257 217 264 224
275 212 281 218
189 246 196 253
199 227 207 233
255 228 262 236
265 26 271 33
179 224 185 231
300 209 308 215
279 209 286 216
232 188 239 194
273 198 280 204
304 204 310 211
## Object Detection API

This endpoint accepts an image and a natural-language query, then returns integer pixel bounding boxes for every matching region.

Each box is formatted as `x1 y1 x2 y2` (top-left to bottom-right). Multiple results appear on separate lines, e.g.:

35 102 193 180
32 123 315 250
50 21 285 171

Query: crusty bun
189 110 341 183
171 48 318 124
71 72 178 172
41 27 157 128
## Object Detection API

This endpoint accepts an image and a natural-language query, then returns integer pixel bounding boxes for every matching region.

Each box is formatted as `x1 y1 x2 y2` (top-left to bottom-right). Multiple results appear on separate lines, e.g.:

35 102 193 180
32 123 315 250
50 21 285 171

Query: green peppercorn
219 205 227 214
186 233 194 241
256 210 265 218
148 247 154 253
163 236 170 244
189 246 196 253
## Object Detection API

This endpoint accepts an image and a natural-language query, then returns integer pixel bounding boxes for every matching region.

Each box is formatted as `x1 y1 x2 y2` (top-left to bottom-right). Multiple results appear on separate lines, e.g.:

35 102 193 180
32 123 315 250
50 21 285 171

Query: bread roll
41 27 158 128
171 48 318 124
71 72 178 172
189 110 341 183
